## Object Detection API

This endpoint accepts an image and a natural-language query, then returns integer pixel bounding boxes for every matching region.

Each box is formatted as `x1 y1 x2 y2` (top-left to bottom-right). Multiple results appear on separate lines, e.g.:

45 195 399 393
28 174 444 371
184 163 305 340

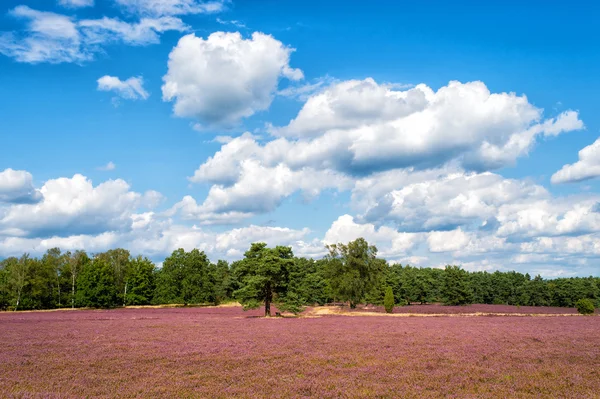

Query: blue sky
1 0 599 277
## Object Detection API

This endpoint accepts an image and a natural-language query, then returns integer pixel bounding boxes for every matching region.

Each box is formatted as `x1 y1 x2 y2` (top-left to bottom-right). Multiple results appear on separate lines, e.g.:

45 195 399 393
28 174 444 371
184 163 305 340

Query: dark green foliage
1 238 599 312
125 256 156 305
233 243 296 316
442 265 474 305
154 248 216 305
212 260 232 304
324 238 384 308
575 298 595 315
384 286 394 313
76 257 118 308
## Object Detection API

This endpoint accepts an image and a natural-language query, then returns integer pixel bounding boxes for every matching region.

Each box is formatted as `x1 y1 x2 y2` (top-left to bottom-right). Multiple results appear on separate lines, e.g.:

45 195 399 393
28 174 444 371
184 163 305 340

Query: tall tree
5 255 30 311
154 249 216 305
125 256 156 305
63 250 90 309
324 238 384 308
76 256 118 308
442 265 473 306
233 243 295 316
95 249 131 306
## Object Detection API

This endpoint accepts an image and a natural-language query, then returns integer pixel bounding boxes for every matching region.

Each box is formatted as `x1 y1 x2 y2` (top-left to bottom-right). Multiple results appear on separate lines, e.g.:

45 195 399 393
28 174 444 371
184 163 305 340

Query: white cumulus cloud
551 137 600 184
0 169 43 204
162 31 303 128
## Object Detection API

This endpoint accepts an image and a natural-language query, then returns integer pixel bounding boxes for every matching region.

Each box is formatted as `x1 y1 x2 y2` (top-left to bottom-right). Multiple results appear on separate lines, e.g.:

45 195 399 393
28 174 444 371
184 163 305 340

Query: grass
0 305 598 398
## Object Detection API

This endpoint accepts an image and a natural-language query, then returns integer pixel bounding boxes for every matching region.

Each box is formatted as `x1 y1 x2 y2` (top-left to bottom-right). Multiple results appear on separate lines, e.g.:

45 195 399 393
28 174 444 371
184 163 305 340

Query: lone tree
324 238 385 308
384 286 395 313
233 243 295 317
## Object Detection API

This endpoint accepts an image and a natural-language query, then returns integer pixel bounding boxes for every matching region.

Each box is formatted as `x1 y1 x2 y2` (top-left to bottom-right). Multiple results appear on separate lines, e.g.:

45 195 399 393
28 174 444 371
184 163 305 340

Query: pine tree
384 286 395 313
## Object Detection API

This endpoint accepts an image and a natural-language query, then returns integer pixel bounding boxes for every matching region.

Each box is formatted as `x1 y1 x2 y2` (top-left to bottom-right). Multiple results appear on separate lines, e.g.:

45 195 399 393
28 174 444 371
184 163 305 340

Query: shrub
575 298 595 315
384 286 394 314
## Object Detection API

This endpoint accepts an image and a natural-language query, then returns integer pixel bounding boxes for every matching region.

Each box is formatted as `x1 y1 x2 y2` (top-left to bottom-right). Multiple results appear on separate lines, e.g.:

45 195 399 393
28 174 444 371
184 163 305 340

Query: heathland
1 305 599 398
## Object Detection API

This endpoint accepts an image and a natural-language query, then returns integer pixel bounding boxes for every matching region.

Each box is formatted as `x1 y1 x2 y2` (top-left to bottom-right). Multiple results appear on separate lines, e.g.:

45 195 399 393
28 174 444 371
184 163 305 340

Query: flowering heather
1 306 599 398
345 303 586 315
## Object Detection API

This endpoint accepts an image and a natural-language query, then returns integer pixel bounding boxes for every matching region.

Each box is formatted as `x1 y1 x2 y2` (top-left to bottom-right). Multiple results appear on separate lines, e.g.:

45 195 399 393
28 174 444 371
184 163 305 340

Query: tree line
0 238 598 314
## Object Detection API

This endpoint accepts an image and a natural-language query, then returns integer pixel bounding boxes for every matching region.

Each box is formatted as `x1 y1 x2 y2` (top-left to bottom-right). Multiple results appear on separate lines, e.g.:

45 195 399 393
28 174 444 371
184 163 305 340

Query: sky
1 0 599 277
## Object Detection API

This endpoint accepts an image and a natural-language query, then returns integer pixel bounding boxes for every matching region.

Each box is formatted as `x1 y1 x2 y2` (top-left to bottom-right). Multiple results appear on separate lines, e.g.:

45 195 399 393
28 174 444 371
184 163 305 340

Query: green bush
384 286 394 313
575 298 595 315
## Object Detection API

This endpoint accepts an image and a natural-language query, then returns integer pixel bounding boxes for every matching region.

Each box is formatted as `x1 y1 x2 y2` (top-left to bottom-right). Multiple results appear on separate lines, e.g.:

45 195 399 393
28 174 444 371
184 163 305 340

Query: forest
0 238 598 313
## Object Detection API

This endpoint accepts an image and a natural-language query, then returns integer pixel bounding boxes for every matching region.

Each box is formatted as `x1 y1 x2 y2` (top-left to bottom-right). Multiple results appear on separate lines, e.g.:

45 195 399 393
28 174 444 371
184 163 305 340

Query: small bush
575 298 595 315
384 287 394 314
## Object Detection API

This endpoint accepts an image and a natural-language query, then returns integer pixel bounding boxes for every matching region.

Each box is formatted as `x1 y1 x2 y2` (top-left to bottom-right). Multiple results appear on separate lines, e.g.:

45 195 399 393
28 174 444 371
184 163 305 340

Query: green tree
95 249 131 306
384 286 394 313
76 256 118 308
233 243 295 316
154 248 216 305
442 265 473 306
324 238 384 308
575 298 595 315
125 256 156 305
5 255 31 310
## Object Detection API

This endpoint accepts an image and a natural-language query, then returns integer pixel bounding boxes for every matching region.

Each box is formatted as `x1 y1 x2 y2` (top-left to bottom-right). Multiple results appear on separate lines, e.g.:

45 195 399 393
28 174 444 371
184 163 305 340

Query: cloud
162 31 303 128
171 158 351 223
277 75 337 101
0 213 314 262
551 137 600 184
358 171 548 232
323 215 421 260
427 229 471 253
195 80 583 195
115 0 227 17
58 0 94 8
96 161 117 171
0 6 91 64
97 76 149 100
0 6 188 64
0 169 43 204
0 174 160 238
79 16 188 46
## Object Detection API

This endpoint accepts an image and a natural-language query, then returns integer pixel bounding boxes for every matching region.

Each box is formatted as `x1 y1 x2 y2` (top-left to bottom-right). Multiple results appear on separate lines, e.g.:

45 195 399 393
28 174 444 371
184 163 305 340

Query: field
1 305 599 398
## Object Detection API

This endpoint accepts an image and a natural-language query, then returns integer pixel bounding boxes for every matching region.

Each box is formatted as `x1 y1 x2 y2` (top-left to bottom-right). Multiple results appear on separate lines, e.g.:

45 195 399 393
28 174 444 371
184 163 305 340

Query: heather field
1 306 599 399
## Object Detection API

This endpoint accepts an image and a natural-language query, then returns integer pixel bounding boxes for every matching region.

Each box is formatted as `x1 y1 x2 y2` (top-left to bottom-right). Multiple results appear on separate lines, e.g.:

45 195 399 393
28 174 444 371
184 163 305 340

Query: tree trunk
57 271 61 307
72 273 75 309
123 281 128 307
265 286 272 317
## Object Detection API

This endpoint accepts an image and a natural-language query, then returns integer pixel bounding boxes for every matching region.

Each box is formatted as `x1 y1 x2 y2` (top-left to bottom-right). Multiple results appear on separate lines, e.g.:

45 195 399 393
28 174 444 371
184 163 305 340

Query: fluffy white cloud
0 174 159 238
0 169 43 204
324 215 421 260
496 197 600 238
427 229 471 253
268 80 583 174
551 137 600 184
97 76 149 100
162 31 303 127
193 81 583 210
58 0 94 8
0 6 188 64
115 0 226 17
173 158 351 223
359 171 548 231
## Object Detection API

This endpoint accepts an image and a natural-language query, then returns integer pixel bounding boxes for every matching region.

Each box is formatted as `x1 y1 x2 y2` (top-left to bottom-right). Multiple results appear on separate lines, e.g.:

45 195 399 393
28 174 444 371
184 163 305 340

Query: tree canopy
0 240 598 313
